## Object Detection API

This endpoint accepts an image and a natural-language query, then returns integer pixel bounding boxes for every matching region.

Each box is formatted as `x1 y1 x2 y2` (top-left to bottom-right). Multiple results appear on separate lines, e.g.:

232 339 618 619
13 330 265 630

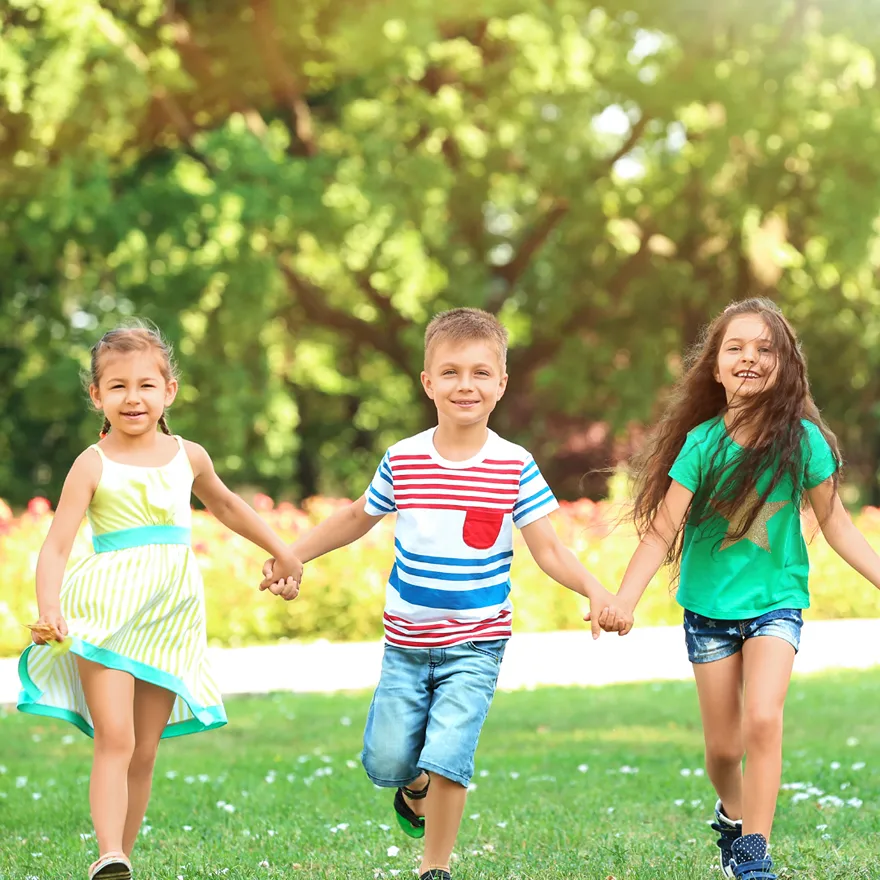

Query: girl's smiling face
89 350 178 436
715 314 779 403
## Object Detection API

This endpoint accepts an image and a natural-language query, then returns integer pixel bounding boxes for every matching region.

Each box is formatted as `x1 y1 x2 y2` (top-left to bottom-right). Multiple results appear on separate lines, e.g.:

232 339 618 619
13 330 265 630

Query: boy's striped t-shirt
363 428 559 648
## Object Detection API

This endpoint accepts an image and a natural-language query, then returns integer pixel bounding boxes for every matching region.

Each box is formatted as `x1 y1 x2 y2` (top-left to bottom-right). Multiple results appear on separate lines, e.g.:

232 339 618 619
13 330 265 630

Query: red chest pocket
462 509 505 550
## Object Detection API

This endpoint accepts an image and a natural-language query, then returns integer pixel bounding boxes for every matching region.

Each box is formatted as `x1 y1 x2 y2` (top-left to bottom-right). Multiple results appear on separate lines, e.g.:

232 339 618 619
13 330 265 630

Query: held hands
596 596 634 637
584 589 634 639
259 551 302 601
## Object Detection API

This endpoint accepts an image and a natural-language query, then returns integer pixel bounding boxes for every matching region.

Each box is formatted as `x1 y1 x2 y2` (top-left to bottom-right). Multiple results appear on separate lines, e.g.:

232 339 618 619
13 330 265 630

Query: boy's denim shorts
361 639 506 789
684 608 803 664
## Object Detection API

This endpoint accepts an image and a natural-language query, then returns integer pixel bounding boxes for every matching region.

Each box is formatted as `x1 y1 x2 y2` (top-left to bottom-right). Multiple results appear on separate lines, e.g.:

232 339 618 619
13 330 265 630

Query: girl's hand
29 612 68 645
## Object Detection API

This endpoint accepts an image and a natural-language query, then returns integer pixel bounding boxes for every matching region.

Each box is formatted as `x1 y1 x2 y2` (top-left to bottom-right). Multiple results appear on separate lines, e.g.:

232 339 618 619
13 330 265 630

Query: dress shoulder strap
89 443 108 462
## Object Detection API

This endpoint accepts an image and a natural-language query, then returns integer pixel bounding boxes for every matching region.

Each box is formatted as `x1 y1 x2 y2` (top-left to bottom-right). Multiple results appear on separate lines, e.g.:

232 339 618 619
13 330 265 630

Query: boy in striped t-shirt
261 308 631 880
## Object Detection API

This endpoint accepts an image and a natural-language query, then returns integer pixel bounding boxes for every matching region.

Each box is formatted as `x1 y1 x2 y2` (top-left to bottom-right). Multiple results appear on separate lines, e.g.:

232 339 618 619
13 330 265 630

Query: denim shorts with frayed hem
684 608 803 664
361 639 506 789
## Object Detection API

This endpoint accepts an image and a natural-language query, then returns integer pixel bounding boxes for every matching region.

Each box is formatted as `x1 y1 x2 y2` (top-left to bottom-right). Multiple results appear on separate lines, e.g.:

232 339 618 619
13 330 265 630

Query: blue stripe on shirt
389 565 511 610
520 460 540 486
395 538 513 568
514 484 554 514
513 492 556 524
394 558 512 583
368 486 395 513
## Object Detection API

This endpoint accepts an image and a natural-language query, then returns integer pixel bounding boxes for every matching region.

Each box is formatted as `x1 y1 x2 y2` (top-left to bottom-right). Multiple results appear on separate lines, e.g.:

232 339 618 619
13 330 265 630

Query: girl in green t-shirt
604 297 880 880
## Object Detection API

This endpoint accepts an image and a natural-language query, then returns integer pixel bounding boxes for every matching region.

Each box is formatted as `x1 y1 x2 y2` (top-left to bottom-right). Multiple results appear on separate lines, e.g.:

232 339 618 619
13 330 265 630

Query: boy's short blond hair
424 308 508 369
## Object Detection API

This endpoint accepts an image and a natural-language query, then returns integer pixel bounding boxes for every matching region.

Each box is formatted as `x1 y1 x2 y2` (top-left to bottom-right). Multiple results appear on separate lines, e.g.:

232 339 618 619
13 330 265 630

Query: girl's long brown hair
630 297 840 571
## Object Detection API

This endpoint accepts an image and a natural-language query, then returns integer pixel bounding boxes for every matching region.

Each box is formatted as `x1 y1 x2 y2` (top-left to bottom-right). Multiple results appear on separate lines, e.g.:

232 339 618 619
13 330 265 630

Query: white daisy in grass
387 845 400 857
183 825 193 831
166 770 178 779
509 771 520 779
577 764 588 773
852 762 866 771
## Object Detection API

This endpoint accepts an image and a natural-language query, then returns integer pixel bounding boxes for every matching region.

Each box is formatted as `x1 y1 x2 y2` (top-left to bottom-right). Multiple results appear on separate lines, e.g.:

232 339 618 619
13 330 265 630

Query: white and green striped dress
18 437 226 738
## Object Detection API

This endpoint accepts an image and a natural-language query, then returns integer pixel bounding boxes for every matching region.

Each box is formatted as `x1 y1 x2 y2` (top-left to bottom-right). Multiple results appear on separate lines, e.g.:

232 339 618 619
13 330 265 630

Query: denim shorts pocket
465 639 507 663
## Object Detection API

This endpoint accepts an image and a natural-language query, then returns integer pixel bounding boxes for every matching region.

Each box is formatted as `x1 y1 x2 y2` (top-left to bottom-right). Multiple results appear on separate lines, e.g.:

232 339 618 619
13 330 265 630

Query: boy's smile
421 339 508 428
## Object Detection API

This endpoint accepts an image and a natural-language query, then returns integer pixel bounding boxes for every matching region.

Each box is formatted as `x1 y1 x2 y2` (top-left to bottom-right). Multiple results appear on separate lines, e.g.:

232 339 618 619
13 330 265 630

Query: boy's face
421 339 508 428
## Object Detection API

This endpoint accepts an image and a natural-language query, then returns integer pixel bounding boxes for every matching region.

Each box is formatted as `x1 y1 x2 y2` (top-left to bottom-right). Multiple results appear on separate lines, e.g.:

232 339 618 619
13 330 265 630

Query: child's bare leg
741 637 795 840
692 652 745 820
76 657 136 855
123 679 176 855
420 773 467 875
402 771 431 818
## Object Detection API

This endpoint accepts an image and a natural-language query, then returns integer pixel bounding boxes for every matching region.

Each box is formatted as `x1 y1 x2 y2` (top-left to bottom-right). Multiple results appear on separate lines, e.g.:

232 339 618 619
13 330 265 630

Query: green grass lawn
1 670 878 880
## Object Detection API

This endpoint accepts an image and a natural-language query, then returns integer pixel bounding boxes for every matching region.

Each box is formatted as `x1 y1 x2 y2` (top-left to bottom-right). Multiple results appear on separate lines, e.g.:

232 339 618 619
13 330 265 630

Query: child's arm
259 495 384 592
614 480 694 614
32 450 101 643
808 478 880 588
185 441 304 584
520 515 628 639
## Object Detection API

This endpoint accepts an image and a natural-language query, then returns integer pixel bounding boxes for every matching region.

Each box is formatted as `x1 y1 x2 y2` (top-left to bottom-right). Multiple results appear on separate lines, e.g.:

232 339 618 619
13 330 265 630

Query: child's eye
443 370 456 376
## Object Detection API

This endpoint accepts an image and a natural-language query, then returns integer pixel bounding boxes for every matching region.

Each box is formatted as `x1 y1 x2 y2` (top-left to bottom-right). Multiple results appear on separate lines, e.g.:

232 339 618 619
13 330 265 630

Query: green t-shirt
668 417 837 620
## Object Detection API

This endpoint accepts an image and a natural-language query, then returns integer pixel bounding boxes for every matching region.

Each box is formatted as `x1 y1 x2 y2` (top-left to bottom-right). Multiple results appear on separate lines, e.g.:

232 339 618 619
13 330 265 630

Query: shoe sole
92 867 132 880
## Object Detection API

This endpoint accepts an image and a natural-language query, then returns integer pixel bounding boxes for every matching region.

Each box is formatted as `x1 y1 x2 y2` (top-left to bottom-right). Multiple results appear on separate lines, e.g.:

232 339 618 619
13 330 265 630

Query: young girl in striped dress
18 324 303 880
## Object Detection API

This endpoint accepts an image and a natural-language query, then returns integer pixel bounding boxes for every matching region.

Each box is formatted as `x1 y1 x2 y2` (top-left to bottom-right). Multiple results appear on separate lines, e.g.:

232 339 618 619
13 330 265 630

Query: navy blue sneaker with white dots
729 833 777 879
710 799 742 877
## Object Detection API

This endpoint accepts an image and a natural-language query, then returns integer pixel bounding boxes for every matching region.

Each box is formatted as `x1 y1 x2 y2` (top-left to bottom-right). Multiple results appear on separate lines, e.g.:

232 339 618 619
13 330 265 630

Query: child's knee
743 710 783 749
94 721 136 760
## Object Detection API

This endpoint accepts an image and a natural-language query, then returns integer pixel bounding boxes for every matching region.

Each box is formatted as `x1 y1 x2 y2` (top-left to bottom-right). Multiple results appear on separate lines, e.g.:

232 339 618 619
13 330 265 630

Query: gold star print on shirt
712 488 789 552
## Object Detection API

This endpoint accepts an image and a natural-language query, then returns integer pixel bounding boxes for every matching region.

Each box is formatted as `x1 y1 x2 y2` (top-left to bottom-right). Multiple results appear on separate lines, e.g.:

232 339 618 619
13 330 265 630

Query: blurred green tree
2 0 880 505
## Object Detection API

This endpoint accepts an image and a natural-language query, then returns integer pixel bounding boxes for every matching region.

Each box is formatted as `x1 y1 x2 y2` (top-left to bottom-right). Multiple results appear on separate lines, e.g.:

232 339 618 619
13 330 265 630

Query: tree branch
250 0 317 156
162 9 268 139
487 199 570 310
607 113 652 168
277 262 412 374
94 7 200 147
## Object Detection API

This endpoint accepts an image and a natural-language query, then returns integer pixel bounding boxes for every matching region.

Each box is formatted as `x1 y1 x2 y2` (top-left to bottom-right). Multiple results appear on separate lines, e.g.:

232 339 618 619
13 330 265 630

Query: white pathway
2 619 879 705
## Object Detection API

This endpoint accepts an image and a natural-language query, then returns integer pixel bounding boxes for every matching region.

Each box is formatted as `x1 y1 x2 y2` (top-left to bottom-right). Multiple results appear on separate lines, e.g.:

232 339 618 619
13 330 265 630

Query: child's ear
164 379 179 408
420 370 435 399
88 384 103 411
497 372 509 398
